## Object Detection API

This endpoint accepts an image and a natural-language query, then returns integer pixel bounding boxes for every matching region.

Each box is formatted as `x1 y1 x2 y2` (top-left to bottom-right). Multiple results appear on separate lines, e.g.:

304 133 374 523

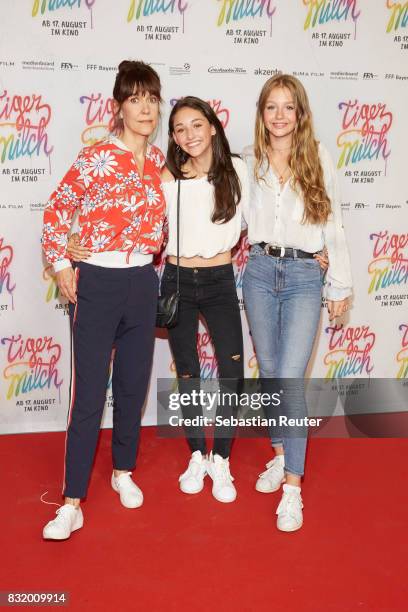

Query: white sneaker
111 471 143 508
276 484 303 532
43 504 83 540
255 455 285 493
206 452 237 503
179 450 207 494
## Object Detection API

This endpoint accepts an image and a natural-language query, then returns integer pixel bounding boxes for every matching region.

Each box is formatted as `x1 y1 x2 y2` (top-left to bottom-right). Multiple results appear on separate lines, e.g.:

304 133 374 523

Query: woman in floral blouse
41 60 166 540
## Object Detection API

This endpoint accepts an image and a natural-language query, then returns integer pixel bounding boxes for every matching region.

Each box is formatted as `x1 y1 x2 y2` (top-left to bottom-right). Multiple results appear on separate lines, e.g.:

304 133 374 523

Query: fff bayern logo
337 100 392 172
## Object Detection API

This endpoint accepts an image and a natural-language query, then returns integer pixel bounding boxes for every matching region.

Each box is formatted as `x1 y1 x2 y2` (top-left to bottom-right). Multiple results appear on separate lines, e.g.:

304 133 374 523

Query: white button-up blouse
242 143 352 301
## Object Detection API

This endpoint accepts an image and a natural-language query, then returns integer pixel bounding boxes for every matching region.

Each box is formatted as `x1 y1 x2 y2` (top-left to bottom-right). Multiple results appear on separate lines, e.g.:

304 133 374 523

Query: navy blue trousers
64 262 158 499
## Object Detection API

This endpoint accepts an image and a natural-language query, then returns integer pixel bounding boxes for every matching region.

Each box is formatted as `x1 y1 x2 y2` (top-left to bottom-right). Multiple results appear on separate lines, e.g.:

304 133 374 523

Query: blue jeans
242 245 323 476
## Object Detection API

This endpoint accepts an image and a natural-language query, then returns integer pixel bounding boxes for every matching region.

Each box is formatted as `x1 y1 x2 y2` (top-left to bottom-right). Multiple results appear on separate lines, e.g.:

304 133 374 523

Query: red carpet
1 428 408 611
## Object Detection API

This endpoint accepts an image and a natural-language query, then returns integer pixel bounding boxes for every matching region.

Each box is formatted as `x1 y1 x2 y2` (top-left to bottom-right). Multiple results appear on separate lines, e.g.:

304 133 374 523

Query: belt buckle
269 245 285 257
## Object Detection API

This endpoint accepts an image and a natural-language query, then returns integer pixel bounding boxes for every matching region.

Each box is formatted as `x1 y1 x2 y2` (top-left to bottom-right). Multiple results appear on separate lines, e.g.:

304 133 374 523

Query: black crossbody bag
156 179 180 328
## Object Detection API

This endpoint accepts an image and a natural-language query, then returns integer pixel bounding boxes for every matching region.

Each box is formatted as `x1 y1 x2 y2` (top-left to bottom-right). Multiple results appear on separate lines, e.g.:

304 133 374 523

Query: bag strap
176 179 180 294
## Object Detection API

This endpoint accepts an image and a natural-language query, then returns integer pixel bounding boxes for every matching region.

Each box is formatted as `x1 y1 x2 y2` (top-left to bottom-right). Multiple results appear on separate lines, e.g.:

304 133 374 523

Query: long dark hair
166 96 241 224
110 60 162 134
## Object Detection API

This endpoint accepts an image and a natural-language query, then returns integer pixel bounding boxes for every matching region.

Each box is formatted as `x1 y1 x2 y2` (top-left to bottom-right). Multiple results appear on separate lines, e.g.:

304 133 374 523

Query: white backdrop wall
0 0 407 434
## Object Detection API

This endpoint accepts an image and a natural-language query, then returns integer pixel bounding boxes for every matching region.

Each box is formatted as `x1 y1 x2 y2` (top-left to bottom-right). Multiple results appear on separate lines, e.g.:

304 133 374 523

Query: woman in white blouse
242 74 352 531
161 96 249 503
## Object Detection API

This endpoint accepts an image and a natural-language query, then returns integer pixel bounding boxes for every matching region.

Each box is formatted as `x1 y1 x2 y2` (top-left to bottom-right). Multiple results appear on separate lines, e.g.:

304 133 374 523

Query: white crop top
162 156 249 259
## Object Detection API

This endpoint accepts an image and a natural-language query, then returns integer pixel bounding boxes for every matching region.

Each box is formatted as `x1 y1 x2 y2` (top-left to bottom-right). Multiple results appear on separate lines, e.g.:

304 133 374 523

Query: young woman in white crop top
161 96 249 503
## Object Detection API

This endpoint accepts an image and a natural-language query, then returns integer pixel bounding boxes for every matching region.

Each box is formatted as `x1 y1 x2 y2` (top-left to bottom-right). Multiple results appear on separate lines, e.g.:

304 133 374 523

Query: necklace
269 158 290 185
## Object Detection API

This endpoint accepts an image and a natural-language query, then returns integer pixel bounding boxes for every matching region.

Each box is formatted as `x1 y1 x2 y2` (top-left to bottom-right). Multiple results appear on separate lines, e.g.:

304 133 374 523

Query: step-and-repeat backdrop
0 1 407 433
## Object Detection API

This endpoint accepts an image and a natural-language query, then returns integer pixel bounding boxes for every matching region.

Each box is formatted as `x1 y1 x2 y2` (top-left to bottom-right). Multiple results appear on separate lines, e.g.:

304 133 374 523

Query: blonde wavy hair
254 74 331 225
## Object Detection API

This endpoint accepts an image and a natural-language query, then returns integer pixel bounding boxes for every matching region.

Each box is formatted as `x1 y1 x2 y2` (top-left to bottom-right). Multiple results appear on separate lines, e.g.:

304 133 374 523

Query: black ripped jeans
161 262 244 458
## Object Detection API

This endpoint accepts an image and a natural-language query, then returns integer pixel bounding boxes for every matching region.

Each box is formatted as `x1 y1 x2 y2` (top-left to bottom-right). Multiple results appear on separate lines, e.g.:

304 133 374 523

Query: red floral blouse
42 135 166 271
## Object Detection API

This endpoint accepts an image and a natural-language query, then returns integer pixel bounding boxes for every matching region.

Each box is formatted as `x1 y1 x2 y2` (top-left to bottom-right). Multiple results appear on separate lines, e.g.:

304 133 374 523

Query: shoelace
40 491 61 509
115 471 133 487
213 460 234 483
180 458 204 480
50 505 76 526
277 492 303 517
258 458 282 478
